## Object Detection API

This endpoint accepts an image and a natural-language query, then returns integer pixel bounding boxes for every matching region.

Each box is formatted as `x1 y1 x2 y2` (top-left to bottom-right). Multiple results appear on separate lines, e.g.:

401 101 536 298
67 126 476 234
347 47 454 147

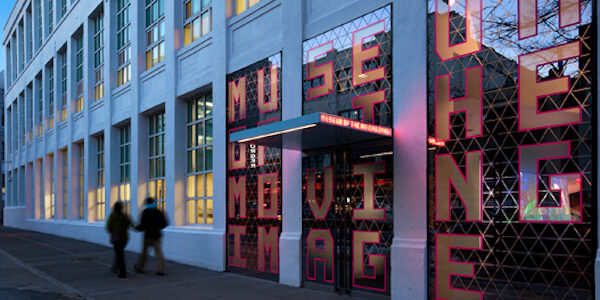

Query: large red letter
306 167 334 219
353 231 386 292
435 0 482 61
228 176 246 218
257 226 279 273
306 41 334 100
228 77 246 122
519 0 581 39
352 20 385 87
518 41 581 131
435 233 483 300
435 151 482 222
258 172 279 219
306 229 334 283
435 66 482 141
352 162 386 220
228 225 247 268
519 141 581 223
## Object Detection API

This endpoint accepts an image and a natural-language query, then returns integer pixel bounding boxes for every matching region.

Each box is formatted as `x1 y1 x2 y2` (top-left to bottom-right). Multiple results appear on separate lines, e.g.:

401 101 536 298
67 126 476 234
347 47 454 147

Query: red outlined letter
228 225 247 268
435 233 483 300
353 231 386 292
435 0 482 61
257 226 279 273
435 151 483 222
352 162 386 221
518 141 582 223
352 20 386 87
306 41 334 100
435 66 482 142
258 172 279 219
518 41 581 131
306 229 334 283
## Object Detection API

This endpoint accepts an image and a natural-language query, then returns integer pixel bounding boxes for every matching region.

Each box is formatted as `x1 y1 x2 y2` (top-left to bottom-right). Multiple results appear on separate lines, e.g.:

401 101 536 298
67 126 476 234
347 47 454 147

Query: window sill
112 82 132 98
58 121 68 129
228 0 275 27
90 99 105 112
177 33 213 58
140 63 166 82
73 111 84 121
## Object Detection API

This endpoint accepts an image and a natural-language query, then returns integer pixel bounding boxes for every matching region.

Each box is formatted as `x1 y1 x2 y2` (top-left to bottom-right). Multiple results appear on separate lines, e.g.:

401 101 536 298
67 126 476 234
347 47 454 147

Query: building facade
2 0 598 299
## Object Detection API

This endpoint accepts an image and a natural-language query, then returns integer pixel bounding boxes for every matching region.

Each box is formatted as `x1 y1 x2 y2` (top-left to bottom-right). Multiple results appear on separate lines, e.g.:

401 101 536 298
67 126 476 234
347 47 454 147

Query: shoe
134 265 144 273
118 274 127 278
156 271 165 276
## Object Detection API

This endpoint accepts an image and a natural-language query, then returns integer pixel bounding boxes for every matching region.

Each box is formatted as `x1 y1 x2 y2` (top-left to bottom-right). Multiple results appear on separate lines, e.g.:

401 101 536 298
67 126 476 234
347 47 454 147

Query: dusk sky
0 1 17 72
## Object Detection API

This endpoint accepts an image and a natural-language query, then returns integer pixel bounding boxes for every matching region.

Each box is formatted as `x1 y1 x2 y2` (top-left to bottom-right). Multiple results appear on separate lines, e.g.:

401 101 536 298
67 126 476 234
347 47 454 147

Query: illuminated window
96 135 105 221
37 159 44 217
78 143 84 219
36 73 43 136
145 0 165 70
235 0 259 16
47 61 54 130
59 49 67 122
117 0 131 87
183 0 211 47
62 149 68 219
149 113 166 212
47 153 55 219
93 13 104 101
186 93 213 224
75 36 83 112
119 126 131 214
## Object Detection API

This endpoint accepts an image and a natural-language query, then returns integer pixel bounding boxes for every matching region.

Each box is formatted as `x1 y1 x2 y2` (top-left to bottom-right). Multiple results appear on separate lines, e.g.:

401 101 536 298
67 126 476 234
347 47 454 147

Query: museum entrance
301 142 393 296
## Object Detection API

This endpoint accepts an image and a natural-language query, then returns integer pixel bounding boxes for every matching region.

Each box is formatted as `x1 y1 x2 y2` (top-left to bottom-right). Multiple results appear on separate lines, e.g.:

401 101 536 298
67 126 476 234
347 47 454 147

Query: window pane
206 199 213 224
205 146 213 170
235 0 246 15
187 150 195 172
193 18 200 41
187 200 195 224
195 174 204 197
206 173 213 197
201 11 210 36
183 23 191 46
249 0 259 8
206 119 213 144
205 94 212 116
197 200 204 224
187 175 195 198
197 123 204 145
185 1 192 19
196 148 204 171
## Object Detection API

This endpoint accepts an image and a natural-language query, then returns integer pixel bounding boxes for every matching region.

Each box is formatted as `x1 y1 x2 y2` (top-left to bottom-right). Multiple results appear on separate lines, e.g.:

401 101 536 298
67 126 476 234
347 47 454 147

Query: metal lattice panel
227 53 282 282
426 1 594 299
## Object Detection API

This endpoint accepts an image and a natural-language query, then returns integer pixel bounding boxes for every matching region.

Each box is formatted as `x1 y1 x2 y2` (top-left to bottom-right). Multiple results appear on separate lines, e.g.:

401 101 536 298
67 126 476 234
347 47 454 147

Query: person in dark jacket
106 202 132 278
134 197 168 275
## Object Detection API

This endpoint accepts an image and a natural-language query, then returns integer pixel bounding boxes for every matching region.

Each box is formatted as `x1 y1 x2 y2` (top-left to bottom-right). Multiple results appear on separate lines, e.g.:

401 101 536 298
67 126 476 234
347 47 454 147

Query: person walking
134 197 168 276
106 202 132 278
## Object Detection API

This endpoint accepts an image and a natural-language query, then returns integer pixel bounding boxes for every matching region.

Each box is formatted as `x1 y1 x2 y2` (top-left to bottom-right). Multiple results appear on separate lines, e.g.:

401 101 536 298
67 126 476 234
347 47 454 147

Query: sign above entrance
229 112 392 150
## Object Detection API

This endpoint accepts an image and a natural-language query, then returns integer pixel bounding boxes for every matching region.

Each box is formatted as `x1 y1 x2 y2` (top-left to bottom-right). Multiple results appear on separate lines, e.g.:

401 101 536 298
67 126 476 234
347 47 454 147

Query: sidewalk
0 227 358 300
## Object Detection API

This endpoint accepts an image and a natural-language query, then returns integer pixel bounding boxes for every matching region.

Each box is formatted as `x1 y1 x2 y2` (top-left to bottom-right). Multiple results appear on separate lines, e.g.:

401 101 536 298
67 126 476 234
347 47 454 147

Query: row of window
5 0 227 89
6 94 214 225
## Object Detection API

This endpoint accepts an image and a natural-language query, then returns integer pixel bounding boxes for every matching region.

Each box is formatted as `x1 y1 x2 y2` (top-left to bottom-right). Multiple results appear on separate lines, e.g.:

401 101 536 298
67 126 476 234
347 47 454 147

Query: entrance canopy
229 112 392 150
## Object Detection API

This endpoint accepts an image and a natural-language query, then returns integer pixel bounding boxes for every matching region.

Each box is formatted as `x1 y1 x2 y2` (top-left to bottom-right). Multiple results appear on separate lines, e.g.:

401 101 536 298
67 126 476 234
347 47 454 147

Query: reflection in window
93 13 104 101
183 0 212 47
145 0 165 70
117 0 131 87
186 93 213 224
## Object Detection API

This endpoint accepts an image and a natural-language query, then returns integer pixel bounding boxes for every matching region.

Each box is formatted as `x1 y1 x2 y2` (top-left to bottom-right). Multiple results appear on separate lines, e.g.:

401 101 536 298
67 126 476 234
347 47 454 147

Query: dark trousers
112 241 127 276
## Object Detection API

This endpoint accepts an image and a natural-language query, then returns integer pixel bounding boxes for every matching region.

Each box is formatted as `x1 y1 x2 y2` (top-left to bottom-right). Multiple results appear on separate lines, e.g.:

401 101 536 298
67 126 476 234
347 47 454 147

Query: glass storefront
426 0 595 298
301 5 393 296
